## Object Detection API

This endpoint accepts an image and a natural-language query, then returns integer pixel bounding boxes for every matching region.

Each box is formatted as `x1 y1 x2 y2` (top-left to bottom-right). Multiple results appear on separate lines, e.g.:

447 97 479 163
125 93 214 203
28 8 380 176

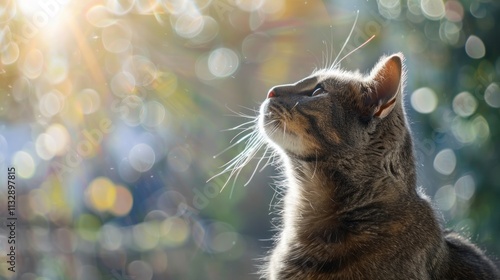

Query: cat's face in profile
259 54 404 160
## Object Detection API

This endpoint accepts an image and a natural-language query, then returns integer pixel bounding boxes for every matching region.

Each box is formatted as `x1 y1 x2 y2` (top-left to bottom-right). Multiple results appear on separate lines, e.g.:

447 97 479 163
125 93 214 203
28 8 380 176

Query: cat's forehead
281 69 366 94
314 68 365 85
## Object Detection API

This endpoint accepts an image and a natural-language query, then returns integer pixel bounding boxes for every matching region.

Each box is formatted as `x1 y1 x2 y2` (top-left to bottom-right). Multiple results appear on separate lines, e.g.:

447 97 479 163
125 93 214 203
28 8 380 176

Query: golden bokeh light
86 177 117 212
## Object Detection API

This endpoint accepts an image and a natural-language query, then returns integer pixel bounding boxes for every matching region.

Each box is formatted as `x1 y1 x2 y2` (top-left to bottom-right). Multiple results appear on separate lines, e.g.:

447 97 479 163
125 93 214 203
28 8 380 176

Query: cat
252 53 500 279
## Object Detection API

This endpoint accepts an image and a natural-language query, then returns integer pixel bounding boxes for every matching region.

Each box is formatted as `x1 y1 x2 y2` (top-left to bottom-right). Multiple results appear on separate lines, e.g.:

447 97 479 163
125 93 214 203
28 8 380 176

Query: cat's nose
267 89 276 98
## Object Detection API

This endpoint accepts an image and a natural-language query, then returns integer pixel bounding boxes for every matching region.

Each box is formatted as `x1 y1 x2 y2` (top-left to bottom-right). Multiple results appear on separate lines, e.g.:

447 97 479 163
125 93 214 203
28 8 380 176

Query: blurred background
0 0 499 279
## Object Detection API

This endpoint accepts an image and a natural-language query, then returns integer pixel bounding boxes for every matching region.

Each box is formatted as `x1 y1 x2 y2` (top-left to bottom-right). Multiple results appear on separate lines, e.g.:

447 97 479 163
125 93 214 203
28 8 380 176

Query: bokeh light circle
110 185 133 216
118 157 141 182
39 91 63 118
121 95 144 126
208 48 239 78
135 0 160 14
211 231 238 253
102 21 132 53
86 177 117 212
465 35 485 59
421 0 445 20
123 55 157 86
128 260 153 280
190 16 219 44
434 185 456 211
76 88 101 115
133 222 160 251
161 217 189 247
167 146 191 173
236 0 265 12
161 0 187 15
46 56 68 84
484 83 500 108
454 175 476 200
242 32 275 63
452 91 477 117
128 143 155 172
140 101 166 128
23 48 44 79
195 53 216 81
46 123 70 156
156 191 187 216
35 133 57 160
111 71 136 97
411 87 438 114
471 115 490 143
86 5 116 27
445 0 464 22
433 149 456 175
174 13 204 39
12 77 31 102
99 223 123 250
1 41 19 65
106 0 135 15
12 151 35 179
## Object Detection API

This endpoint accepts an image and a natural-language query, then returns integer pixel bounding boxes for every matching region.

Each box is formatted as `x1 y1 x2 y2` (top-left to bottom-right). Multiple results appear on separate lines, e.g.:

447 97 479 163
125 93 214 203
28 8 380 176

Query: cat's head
259 53 406 161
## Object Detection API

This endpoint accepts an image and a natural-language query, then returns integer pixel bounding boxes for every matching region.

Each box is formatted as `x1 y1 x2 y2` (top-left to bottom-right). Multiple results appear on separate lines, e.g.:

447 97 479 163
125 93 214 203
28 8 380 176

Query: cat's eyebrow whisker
329 25 335 69
335 34 376 67
291 102 299 111
331 10 359 70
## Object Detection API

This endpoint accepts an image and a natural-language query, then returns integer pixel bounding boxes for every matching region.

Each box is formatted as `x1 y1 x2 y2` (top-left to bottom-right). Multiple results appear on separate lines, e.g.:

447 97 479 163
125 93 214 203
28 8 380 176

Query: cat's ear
366 53 403 119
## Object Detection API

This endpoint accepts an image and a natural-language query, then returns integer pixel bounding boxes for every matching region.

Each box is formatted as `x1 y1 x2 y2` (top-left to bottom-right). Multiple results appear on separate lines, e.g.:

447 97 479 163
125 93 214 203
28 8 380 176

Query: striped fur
257 54 499 279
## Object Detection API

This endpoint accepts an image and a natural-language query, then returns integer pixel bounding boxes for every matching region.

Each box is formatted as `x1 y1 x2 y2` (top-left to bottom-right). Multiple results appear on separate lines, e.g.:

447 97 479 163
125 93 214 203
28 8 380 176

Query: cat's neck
279 127 418 245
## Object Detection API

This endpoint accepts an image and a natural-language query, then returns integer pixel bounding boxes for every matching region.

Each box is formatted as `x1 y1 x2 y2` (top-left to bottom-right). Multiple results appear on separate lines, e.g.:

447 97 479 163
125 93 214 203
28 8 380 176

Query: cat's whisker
244 146 272 186
230 126 257 143
212 132 255 159
225 103 256 114
329 25 336 69
264 120 278 127
223 118 257 131
260 150 277 172
223 113 256 119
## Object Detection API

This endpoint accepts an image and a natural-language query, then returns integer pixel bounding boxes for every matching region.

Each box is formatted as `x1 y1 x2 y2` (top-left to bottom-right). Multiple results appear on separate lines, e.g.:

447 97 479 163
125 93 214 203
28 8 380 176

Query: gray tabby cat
256 53 499 279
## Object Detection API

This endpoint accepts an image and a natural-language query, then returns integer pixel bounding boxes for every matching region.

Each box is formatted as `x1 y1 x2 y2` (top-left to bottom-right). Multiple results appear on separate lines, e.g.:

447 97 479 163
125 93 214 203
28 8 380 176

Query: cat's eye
311 84 326 96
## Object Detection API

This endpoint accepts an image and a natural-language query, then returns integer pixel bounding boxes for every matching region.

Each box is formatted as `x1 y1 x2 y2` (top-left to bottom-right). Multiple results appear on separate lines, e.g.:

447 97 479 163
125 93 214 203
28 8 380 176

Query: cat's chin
258 123 308 157
258 99 312 156
269 132 307 155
